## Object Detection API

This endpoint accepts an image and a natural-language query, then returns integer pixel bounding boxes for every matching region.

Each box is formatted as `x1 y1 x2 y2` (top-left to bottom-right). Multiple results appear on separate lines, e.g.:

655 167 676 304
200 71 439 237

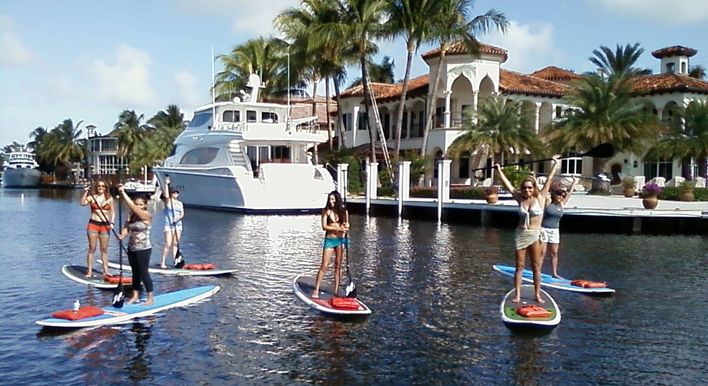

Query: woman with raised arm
495 156 560 303
312 190 349 298
117 187 155 306
541 177 579 279
159 176 184 268
80 180 114 277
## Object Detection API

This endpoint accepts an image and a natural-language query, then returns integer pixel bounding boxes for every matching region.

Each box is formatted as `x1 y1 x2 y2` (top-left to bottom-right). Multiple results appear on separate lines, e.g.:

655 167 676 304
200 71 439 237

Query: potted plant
621 176 636 197
484 186 499 204
640 182 662 209
678 180 695 202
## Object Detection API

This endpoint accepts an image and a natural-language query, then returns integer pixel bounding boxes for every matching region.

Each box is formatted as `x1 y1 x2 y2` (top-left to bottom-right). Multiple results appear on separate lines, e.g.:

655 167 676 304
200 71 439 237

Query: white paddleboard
36 285 220 328
500 285 561 330
493 264 615 294
293 274 371 317
61 265 132 289
108 261 236 277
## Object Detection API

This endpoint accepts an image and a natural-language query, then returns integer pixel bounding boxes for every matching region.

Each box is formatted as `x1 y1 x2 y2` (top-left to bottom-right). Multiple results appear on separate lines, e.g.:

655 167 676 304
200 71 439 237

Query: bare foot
85 272 93 278
552 273 564 279
311 292 319 299
512 297 521 303
142 297 154 306
535 296 546 304
160 264 167 269
127 296 139 304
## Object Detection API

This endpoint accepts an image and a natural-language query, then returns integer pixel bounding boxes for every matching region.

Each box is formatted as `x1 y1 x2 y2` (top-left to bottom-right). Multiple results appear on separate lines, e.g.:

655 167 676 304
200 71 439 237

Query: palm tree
646 99 708 178
448 94 542 166
420 1 507 156
134 104 187 169
689 65 706 80
215 37 290 101
545 74 658 176
114 110 146 159
589 43 652 80
348 56 396 86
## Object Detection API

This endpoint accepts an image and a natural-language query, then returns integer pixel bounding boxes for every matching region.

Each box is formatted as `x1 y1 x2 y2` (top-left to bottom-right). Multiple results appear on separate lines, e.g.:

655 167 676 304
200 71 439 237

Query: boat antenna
287 46 291 124
211 46 216 131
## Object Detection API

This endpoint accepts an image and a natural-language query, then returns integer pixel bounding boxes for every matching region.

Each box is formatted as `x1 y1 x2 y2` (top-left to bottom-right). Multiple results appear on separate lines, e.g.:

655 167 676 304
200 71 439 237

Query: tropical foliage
35 119 85 169
129 105 186 171
114 110 147 159
448 95 542 164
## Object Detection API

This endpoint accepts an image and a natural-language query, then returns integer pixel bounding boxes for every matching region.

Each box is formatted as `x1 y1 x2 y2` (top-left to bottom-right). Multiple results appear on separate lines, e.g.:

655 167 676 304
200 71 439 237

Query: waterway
0 189 705 385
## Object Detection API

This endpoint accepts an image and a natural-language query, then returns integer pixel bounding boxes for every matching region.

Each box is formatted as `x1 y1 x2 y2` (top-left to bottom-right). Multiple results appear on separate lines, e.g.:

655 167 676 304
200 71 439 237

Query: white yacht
152 74 335 213
2 150 42 188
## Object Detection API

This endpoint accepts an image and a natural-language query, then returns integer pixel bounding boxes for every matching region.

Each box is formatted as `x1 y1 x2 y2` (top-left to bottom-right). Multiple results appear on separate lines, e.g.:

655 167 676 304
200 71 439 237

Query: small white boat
2 150 41 188
153 74 335 213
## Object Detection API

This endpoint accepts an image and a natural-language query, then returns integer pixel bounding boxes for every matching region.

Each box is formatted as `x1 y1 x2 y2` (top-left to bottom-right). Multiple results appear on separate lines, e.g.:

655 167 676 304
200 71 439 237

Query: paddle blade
174 250 185 268
345 281 357 298
112 284 125 308
583 143 614 158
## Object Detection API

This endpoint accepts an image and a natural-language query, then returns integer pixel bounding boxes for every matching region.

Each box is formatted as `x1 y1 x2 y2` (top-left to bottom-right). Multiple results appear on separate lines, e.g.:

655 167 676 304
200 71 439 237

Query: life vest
183 263 216 270
570 279 607 288
52 306 105 321
516 305 552 318
103 274 132 284
329 297 360 310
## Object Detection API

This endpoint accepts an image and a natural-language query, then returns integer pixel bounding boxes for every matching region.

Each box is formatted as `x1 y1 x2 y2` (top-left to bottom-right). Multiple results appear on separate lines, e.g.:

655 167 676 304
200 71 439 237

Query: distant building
335 42 708 185
87 128 128 176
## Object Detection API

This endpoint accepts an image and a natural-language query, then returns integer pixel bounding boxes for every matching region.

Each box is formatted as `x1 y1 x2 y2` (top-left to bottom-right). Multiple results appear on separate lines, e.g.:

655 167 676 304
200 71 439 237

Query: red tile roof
629 73 708 96
651 46 697 58
422 41 508 62
500 69 569 97
530 66 582 82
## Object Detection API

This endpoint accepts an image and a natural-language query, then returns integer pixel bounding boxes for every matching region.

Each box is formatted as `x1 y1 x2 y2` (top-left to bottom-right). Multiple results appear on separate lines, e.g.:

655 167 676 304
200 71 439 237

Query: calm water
0 189 705 385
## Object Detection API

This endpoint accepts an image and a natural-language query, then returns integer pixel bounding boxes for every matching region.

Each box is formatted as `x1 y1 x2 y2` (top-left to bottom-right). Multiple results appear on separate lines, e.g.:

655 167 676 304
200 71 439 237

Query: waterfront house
335 43 708 187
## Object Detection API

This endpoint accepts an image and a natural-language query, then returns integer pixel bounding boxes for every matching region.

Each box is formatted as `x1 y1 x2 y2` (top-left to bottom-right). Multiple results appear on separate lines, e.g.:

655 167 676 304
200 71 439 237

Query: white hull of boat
2 168 41 188
153 165 334 212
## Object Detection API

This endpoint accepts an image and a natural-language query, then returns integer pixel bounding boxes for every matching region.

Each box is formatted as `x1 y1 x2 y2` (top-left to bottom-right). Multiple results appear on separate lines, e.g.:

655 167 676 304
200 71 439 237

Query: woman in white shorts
541 178 578 278
159 177 184 268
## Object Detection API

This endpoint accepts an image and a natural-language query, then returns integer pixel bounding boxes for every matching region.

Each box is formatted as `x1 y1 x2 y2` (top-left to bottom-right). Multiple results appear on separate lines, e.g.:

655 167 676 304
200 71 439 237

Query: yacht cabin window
180 147 220 165
261 112 278 123
223 110 241 122
247 110 257 123
190 111 212 128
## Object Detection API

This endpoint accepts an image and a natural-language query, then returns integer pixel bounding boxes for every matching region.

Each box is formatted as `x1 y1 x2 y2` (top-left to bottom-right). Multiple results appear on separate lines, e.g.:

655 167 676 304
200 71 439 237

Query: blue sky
1 0 707 147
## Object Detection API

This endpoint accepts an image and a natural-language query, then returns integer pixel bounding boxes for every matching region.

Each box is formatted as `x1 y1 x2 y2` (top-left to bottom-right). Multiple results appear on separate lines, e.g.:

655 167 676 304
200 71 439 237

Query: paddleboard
61 265 132 290
293 274 371 317
36 285 220 328
492 264 615 294
107 261 237 277
500 285 561 330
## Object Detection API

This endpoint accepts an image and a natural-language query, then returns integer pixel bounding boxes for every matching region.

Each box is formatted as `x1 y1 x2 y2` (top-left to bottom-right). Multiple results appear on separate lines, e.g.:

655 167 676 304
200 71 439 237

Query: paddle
85 183 125 308
343 233 357 298
471 143 615 172
167 181 185 268
112 191 125 308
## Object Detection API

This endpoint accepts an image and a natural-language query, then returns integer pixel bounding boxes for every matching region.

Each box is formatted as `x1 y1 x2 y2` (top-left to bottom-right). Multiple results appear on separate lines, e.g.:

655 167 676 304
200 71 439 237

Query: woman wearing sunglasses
495 155 560 303
541 178 579 279
80 180 114 277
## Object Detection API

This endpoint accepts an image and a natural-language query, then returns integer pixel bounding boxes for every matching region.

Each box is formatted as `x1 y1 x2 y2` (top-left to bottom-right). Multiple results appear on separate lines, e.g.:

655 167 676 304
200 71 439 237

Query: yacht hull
2 168 41 188
153 166 334 213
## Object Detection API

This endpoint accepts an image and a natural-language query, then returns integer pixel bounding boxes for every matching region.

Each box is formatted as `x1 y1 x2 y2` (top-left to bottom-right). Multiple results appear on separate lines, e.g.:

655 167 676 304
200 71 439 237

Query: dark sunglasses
556 190 567 197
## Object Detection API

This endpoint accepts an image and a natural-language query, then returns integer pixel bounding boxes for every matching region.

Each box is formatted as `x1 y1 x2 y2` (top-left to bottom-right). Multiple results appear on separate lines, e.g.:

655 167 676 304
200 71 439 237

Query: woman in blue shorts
312 190 349 298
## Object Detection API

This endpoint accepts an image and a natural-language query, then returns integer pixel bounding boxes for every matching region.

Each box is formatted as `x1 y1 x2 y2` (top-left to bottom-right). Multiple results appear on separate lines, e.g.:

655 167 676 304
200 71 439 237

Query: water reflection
126 320 154 383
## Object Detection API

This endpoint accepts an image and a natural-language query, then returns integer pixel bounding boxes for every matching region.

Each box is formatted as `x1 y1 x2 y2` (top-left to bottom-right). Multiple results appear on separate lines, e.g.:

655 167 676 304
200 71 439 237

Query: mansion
335 42 708 186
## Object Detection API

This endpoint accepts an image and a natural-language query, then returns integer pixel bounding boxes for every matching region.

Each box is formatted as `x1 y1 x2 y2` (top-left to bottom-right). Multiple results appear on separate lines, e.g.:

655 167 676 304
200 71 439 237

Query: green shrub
659 187 708 201
409 186 485 199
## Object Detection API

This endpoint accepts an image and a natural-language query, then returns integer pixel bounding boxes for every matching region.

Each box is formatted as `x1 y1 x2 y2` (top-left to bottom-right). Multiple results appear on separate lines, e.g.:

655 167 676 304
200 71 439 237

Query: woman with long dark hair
312 190 349 298
117 187 155 306
496 156 559 303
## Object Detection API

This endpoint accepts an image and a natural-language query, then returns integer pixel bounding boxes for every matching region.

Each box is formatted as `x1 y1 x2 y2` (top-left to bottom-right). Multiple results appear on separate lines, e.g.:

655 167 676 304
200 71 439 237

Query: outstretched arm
541 156 561 197
118 185 152 222
564 177 579 205
495 164 515 195
161 177 171 202
80 187 91 206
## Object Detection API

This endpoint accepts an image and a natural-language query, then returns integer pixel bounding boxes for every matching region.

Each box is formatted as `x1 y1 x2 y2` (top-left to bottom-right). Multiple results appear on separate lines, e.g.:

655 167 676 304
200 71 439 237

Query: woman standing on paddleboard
117 186 155 306
80 180 114 277
312 190 349 298
496 156 559 303
159 177 184 269
541 177 579 279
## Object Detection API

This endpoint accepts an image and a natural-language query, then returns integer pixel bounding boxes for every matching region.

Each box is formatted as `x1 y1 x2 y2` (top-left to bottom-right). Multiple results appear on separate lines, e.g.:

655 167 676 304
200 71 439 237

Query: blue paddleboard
493 264 615 294
36 285 220 328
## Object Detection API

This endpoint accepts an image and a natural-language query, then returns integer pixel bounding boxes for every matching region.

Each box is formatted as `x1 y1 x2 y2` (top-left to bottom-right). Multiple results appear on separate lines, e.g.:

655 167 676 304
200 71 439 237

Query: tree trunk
698 155 707 178
421 43 447 157
311 78 319 165
325 77 333 151
395 39 416 158
360 54 377 164
589 156 611 194
334 80 346 150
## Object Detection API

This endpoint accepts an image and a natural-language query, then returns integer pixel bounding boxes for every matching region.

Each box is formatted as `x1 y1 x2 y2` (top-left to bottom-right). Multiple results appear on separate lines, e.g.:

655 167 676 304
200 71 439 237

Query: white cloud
0 15 34 66
483 21 564 73
592 0 708 25
176 0 297 36
172 70 204 108
86 44 156 106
